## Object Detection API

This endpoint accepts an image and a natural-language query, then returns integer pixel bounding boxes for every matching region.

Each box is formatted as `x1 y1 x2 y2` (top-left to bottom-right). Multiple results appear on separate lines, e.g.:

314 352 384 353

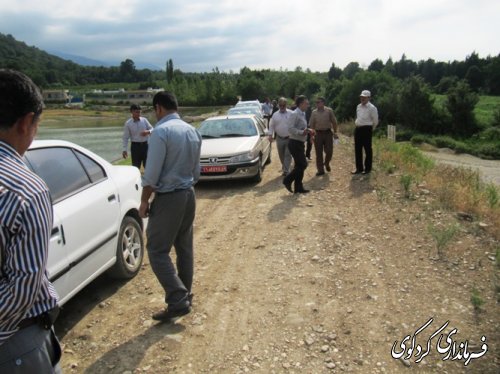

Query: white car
198 114 271 182
24 140 144 306
227 106 263 118
235 100 263 116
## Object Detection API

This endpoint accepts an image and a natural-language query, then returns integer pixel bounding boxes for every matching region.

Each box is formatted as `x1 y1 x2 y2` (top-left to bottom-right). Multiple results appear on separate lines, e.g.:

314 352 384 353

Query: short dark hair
0 69 43 130
295 95 308 107
130 104 141 111
316 97 326 103
153 91 178 111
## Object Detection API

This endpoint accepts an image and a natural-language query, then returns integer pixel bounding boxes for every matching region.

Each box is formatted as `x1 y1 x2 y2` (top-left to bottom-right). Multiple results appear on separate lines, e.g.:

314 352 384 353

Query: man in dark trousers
139 91 202 322
0 69 61 372
352 90 378 175
122 104 153 169
283 95 313 194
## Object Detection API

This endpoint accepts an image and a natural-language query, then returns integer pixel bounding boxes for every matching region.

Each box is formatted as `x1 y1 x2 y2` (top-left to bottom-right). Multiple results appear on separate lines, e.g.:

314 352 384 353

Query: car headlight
229 151 255 163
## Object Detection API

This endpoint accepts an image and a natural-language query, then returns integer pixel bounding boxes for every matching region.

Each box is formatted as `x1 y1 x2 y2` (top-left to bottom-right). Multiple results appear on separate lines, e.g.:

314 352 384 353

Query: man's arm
371 105 379 129
0 197 52 344
122 122 130 158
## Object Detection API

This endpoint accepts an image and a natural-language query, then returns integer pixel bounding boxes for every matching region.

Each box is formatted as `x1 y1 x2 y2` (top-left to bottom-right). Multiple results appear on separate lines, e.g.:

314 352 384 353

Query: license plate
201 166 227 173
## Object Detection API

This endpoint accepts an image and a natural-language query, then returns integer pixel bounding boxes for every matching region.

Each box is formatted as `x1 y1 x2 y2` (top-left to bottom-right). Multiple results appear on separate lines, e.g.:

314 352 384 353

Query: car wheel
252 155 263 183
108 216 144 279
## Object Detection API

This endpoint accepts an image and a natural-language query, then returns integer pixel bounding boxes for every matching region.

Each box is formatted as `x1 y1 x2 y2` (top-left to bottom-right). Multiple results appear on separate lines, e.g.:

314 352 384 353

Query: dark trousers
147 188 195 310
305 133 312 158
314 130 333 173
131 141 148 169
354 126 373 172
0 325 62 373
283 139 308 191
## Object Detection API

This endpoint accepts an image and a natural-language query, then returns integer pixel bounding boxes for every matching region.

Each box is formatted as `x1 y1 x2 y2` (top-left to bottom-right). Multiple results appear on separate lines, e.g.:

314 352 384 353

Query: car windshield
198 118 258 138
228 108 261 116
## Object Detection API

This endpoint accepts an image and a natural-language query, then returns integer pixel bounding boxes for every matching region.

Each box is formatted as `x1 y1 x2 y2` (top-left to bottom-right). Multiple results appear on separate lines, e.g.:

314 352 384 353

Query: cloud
0 0 499 72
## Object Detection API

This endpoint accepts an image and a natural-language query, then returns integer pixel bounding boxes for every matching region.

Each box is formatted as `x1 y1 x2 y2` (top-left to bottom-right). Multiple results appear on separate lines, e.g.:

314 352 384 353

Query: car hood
201 136 259 157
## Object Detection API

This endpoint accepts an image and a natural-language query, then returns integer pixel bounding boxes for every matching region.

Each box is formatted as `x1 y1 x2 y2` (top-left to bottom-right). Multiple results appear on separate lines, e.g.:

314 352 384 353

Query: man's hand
333 133 339 139
268 135 274 142
122 151 128 159
139 201 149 218
140 130 151 136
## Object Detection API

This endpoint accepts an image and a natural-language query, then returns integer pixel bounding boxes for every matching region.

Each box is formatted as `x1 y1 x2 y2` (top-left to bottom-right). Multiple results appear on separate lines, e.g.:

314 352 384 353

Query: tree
166 59 174 84
119 59 137 82
445 80 479 137
397 76 439 133
465 65 483 92
328 62 342 80
342 62 361 79
368 59 384 72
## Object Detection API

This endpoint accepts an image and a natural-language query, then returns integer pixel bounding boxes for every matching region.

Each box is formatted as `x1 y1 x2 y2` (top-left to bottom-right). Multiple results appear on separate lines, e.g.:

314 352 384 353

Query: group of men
1 69 201 372
268 90 378 193
1 67 378 372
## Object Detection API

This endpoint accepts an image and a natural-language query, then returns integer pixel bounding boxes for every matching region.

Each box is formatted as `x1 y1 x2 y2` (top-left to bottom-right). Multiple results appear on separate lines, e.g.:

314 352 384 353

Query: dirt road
422 150 500 186
55 139 499 373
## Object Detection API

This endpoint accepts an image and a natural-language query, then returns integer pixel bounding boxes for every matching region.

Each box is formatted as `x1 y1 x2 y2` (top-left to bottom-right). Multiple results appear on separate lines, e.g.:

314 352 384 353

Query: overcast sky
1 0 499 72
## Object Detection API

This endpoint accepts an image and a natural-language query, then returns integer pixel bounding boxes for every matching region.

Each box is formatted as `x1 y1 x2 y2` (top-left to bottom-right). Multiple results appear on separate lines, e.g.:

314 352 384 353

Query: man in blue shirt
139 91 202 322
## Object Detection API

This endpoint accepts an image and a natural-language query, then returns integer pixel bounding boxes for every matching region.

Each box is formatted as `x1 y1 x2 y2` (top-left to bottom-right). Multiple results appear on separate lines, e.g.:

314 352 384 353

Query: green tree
328 62 342 80
445 80 479 136
166 59 174 84
465 65 483 92
342 62 361 79
397 75 439 133
368 59 384 72
119 59 137 82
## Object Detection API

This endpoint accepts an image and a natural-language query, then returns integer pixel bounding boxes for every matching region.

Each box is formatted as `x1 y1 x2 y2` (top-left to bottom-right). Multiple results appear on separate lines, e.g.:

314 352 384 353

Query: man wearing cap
352 90 378 175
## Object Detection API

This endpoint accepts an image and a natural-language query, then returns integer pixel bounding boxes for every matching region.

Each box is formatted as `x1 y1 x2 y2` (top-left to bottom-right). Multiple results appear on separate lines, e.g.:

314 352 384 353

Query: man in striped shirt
0 69 61 372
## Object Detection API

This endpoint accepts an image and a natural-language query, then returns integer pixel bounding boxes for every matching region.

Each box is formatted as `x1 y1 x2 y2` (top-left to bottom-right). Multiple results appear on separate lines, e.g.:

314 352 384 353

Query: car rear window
198 118 257 138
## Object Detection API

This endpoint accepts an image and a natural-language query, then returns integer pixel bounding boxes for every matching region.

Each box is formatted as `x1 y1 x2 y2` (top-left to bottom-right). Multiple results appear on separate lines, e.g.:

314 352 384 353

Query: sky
0 0 499 72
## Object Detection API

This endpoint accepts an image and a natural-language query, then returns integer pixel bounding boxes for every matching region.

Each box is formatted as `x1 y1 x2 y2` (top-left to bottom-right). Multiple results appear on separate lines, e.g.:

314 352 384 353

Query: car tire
252 155 263 183
108 216 144 279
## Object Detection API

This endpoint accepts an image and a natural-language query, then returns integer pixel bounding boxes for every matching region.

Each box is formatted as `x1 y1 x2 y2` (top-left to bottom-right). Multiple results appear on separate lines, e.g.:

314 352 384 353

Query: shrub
476 143 500 159
410 134 428 145
430 135 458 149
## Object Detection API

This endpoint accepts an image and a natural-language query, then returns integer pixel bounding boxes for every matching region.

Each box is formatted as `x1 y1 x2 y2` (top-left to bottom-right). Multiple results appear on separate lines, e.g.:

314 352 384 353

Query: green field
434 94 500 127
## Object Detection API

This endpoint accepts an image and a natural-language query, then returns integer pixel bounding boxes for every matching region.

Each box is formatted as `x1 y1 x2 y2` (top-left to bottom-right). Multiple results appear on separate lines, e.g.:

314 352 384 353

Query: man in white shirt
352 90 378 175
122 104 153 169
268 97 292 175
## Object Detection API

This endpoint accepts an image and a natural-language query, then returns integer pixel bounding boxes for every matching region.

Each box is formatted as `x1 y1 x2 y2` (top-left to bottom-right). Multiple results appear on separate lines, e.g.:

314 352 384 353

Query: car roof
29 139 82 149
203 114 260 121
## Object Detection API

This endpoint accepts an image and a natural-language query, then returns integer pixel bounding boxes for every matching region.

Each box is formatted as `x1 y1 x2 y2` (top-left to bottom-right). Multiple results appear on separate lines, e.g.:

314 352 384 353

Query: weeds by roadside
375 139 500 239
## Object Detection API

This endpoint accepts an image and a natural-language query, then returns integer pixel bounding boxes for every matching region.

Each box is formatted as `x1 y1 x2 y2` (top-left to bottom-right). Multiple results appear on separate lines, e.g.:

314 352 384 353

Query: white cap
360 90 371 97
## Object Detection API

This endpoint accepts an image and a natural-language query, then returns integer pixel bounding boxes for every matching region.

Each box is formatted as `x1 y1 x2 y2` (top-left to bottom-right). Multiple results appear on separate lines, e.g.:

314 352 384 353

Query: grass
470 287 485 312
375 139 500 239
434 94 500 127
428 223 459 260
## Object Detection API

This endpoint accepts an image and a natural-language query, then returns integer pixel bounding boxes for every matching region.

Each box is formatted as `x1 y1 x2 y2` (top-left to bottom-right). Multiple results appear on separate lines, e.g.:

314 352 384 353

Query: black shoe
362 170 371 174
295 189 310 194
351 170 362 175
283 181 293 193
316 172 325 176
188 293 194 307
306 156 312 161
152 306 191 321
325 164 331 172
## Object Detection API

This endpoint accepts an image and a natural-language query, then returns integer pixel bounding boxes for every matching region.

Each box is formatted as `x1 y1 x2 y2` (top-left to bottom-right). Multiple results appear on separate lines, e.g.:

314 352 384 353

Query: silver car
199 115 271 182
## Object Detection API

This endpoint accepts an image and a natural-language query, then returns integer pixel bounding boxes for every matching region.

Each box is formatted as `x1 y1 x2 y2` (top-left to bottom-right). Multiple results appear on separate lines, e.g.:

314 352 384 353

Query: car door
25 146 121 305
255 118 271 161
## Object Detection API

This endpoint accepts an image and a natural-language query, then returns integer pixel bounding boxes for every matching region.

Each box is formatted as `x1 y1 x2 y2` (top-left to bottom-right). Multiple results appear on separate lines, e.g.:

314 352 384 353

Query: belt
316 129 332 132
131 141 148 144
156 188 190 195
18 306 60 330
277 135 289 139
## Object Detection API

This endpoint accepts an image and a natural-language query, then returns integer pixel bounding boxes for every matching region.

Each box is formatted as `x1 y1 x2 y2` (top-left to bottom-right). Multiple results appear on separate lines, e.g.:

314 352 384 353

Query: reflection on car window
75 150 106 183
198 118 258 138
25 147 91 202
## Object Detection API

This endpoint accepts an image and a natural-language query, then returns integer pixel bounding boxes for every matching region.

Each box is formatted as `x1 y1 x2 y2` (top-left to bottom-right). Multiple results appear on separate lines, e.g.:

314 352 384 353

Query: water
36 126 125 163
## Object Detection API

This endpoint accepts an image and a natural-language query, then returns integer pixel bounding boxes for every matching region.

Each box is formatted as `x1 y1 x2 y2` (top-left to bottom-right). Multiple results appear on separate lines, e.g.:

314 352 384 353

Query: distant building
43 89 69 103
